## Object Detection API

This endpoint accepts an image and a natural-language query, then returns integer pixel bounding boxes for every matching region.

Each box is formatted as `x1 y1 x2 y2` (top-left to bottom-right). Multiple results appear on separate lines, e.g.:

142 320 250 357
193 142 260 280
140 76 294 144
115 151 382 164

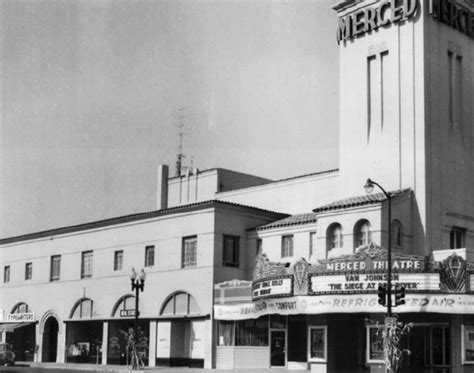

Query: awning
214 293 474 320
0 322 35 333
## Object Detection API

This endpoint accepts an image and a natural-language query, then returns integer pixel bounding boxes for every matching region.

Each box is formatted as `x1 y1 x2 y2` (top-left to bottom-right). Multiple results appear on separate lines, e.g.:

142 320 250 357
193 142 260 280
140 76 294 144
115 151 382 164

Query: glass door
270 330 286 367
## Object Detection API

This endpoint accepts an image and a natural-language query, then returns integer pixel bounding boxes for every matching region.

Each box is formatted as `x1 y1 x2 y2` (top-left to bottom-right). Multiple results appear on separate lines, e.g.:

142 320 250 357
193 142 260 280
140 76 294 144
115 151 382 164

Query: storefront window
308 326 327 362
235 316 268 346
6 303 35 362
366 326 384 363
107 321 149 366
66 299 102 364
217 321 234 346
462 325 474 364
66 321 103 364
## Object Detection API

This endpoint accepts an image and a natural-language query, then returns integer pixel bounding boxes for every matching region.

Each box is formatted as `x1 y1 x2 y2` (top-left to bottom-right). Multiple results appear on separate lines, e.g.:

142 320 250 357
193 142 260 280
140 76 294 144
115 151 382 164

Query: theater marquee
214 244 474 319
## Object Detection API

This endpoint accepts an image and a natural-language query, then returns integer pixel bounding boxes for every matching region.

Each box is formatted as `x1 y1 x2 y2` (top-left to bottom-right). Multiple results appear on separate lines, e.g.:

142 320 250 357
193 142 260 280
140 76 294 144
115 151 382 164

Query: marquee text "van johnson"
336 0 418 44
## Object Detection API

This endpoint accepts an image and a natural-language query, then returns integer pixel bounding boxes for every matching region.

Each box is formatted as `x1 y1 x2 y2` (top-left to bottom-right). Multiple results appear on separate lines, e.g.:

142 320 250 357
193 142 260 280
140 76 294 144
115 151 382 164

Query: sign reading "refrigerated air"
336 0 418 44
310 273 440 295
252 276 293 300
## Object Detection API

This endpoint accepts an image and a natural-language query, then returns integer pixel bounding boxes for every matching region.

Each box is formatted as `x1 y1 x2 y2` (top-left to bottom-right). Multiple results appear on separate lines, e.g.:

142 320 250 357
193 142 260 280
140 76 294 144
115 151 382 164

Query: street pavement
0 363 285 373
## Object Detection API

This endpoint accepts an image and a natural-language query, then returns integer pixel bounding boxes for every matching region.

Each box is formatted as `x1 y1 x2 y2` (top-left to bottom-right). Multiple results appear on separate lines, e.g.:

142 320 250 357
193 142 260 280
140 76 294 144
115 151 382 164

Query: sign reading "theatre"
325 258 424 272
336 0 418 44
252 276 293 300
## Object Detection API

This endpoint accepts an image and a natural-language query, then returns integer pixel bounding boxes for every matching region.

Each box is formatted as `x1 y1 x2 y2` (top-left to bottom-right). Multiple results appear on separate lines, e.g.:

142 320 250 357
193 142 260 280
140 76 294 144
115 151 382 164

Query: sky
0 0 339 238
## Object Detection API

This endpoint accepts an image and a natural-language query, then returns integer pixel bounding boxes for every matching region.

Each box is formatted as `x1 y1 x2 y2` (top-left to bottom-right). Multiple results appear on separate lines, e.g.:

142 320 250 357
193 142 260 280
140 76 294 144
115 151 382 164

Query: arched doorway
42 317 59 362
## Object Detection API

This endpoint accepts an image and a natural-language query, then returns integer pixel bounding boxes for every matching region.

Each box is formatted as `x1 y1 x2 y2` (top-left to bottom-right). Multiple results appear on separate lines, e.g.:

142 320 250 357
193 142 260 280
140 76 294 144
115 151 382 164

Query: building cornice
0 200 287 245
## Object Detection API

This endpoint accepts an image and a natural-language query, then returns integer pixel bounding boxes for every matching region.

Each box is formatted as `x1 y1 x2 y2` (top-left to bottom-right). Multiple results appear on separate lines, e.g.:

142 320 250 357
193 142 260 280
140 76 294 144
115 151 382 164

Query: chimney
157 164 169 210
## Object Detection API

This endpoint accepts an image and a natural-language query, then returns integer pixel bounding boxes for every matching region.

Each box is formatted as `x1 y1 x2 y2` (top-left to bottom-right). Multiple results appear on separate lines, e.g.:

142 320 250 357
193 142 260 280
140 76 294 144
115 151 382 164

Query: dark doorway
327 314 367 373
270 330 286 367
42 317 59 362
287 315 307 363
400 324 450 373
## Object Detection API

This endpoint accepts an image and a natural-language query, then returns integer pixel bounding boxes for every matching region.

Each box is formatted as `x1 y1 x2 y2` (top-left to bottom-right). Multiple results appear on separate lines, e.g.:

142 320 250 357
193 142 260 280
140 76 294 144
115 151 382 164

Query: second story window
145 246 155 267
223 235 240 267
81 251 93 279
309 232 317 257
450 227 466 249
354 220 371 248
50 255 61 281
281 235 294 258
327 223 343 252
256 238 262 256
4 266 10 283
114 250 123 271
25 262 32 281
182 236 197 268
391 220 403 250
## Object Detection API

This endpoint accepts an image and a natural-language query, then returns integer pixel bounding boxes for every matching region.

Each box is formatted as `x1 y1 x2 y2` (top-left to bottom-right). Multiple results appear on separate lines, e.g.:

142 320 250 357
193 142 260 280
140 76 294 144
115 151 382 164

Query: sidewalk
18 362 285 373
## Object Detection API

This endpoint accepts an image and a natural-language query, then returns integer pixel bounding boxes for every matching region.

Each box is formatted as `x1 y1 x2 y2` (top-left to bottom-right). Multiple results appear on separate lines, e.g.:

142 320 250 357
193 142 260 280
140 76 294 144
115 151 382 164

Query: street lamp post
130 268 146 369
364 178 392 317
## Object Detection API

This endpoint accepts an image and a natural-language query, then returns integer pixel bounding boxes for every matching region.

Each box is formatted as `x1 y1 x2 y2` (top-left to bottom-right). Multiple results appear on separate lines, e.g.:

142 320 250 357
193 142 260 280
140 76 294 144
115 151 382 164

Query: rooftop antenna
175 107 186 177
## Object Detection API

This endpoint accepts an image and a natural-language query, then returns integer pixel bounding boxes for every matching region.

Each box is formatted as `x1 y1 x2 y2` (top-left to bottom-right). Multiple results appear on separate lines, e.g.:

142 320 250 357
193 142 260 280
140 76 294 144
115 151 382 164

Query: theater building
1 0 473 371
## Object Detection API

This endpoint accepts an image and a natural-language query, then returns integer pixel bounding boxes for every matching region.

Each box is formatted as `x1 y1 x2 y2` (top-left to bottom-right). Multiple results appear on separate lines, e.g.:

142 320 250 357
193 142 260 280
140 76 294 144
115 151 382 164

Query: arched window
69 298 93 319
111 295 137 317
160 291 200 316
11 302 30 314
391 220 403 250
327 223 343 252
354 219 372 248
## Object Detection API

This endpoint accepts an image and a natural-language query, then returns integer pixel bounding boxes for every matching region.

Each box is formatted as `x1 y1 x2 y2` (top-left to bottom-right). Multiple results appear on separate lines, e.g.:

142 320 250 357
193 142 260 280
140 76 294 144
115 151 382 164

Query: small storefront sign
7 312 35 322
119 309 136 317
252 276 292 300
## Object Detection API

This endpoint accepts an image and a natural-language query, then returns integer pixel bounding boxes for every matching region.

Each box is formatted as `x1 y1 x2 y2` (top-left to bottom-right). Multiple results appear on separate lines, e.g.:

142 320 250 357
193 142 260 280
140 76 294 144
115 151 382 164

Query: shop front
214 245 474 372
107 295 149 366
156 291 206 368
1 303 36 362
65 298 103 364
107 319 149 366
66 321 102 364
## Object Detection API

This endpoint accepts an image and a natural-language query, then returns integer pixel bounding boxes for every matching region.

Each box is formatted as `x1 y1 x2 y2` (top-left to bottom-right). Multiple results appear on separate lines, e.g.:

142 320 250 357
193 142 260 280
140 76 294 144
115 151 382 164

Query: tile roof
312 188 412 213
0 200 288 245
256 213 319 231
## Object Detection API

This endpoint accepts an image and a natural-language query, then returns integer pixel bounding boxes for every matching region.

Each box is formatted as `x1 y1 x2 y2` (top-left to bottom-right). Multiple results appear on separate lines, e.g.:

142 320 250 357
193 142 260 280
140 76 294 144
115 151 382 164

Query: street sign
119 309 136 317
